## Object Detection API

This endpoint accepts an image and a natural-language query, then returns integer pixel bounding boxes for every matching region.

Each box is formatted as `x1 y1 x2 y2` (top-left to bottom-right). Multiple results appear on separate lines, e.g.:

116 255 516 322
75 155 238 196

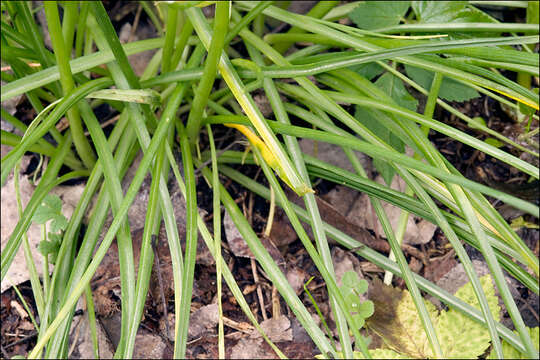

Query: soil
1 2 538 358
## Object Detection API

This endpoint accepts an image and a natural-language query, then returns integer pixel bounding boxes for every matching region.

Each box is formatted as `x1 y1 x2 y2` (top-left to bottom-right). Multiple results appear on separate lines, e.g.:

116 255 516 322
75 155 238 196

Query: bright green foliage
37 233 62 264
349 1 410 30
405 64 480 102
32 194 68 234
468 116 486 129
368 274 501 358
527 1 539 25
355 72 414 185
339 271 374 330
484 138 504 148
412 1 486 23
349 62 385 81
518 101 536 117
412 1 497 39
369 348 410 359
32 194 68 264
376 73 419 112
489 326 539 359
510 216 540 230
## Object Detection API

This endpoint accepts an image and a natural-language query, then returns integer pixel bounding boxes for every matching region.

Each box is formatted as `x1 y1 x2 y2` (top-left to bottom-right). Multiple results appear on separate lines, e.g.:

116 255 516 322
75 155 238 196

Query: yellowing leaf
366 278 437 358
224 123 314 196
489 326 539 359
367 275 501 359
370 348 411 359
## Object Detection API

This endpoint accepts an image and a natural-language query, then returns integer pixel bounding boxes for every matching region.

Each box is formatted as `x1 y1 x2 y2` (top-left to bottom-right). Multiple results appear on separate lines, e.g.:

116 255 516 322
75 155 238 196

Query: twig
67 315 83 357
222 316 255 333
243 176 268 321
271 285 280 318
3 331 38 349
251 257 268 321
152 234 170 341
128 3 143 43
1 345 10 359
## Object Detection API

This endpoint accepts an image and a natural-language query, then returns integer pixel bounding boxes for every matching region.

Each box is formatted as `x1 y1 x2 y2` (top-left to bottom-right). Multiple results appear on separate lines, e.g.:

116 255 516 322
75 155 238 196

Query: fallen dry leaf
1 165 84 292
348 176 437 245
285 265 308 295
224 211 285 270
188 303 219 341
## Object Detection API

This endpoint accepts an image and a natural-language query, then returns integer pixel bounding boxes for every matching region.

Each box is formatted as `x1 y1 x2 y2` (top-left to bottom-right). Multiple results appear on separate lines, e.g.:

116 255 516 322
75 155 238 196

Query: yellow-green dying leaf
367 275 501 359
489 326 539 359
224 123 314 196
86 89 161 107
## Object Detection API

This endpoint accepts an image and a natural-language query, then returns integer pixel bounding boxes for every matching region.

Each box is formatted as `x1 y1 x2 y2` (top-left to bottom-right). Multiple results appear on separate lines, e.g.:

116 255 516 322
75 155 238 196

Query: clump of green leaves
32 193 68 264
312 271 374 357
340 271 375 331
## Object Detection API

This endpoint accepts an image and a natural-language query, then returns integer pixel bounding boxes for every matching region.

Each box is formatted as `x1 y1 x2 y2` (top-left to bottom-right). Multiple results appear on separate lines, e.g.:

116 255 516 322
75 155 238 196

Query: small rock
286 265 308 295
0 92 24 118
70 313 114 359
118 23 132 44
132 331 168 359
188 303 219 340
224 211 254 258
251 315 293 343
230 337 277 359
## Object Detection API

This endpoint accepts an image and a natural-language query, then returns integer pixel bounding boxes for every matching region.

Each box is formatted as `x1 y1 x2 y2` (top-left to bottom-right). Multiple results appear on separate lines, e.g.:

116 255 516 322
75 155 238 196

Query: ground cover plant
1 1 539 358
